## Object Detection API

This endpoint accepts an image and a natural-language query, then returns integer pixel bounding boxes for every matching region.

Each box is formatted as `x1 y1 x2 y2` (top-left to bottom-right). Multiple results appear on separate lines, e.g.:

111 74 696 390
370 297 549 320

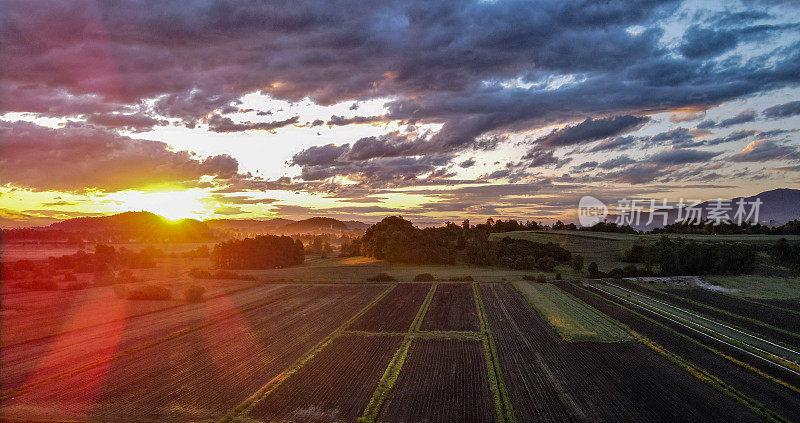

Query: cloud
729 140 800 162
290 143 351 167
206 115 300 132
718 109 756 127
459 158 476 168
646 147 720 165
586 136 636 152
762 100 800 118
679 25 739 58
85 112 167 132
0 120 240 192
327 115 386 126
535 115 650 149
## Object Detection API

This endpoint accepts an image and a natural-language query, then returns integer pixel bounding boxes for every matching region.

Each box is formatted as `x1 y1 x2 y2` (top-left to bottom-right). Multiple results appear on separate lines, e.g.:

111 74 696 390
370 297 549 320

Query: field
377 338 496 423
702 276 800 300
514 281 632 342
348 283 431 332
419 283 481 332
248 334 403 422
559 281 800 422
479 283 763 422
3 246 800 422
619 280 800 348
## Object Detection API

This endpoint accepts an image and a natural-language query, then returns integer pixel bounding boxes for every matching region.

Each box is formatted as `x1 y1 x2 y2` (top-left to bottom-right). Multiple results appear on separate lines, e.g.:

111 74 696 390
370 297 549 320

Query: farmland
419 282 481 332
3 247 799 422
479 283 764 423
514 281 632 342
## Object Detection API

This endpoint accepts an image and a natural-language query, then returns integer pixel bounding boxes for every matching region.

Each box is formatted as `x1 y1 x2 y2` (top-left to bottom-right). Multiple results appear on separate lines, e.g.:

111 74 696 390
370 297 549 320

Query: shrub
570 254 584 273
126 284 171 301
535 256 556 272
188 267 213 279
413 273 436 282
588 262 600 279
447 275 474 281
14 279 58 291
184 285 207 303
366 272 396 282
213 270 258 281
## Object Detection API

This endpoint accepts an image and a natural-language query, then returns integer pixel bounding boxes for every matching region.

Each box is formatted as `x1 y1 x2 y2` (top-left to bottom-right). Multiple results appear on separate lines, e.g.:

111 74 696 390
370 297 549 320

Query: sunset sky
1 0 799 227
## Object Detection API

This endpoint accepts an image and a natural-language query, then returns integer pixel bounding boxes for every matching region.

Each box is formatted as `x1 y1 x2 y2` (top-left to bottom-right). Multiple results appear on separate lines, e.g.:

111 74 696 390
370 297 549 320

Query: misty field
3 246 800 422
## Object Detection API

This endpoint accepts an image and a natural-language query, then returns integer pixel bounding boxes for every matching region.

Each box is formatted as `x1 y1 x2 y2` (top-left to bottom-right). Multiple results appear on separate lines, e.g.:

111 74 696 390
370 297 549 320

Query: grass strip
358 283 436 422
218 283 396 422
3 285 312 401
514 282 632 342
474 283 517 423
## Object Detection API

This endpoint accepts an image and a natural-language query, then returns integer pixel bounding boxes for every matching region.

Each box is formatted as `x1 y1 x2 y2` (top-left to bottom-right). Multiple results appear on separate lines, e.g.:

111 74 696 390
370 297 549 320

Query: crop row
3 285 386 422
557 281 800 423
620 281 800 347
479 283 762 423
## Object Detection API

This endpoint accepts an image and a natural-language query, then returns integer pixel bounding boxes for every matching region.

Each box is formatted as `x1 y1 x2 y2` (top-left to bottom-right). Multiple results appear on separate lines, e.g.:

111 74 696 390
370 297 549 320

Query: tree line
212 235 304 269
346 216 573 271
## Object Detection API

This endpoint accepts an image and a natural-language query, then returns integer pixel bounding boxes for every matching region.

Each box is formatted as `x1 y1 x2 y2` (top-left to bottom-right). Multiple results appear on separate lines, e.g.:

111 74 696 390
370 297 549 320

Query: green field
248 256 546 283
514 282 632 342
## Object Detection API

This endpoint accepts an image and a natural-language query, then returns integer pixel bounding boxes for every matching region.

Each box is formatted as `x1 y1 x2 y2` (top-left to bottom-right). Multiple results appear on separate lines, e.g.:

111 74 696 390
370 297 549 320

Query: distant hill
618 188 800 230
45 211 215 241
204 218 294 233
278 217 349 233
203 216 369 235
342 220 371 231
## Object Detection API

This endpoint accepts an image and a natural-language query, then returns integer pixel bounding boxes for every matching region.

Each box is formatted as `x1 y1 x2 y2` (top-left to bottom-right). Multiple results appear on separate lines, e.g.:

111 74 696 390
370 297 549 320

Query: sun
109 189 209 221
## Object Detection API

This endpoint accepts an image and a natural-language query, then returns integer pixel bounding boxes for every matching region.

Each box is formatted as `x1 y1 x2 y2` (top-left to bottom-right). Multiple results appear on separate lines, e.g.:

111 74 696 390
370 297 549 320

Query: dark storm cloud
459 158 476 168
763 100 800 118
3 0 800 194
679 25 739 59
534 115 650 149
0 120 240 192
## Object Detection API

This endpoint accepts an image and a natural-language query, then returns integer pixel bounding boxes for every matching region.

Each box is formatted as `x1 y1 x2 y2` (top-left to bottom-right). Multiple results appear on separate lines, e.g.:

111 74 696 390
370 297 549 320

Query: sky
1 0 799 227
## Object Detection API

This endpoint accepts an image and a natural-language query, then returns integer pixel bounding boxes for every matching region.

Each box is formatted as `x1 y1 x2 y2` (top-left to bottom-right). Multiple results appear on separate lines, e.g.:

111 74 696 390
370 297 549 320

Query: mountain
615 188 800 230
45 211 215 241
